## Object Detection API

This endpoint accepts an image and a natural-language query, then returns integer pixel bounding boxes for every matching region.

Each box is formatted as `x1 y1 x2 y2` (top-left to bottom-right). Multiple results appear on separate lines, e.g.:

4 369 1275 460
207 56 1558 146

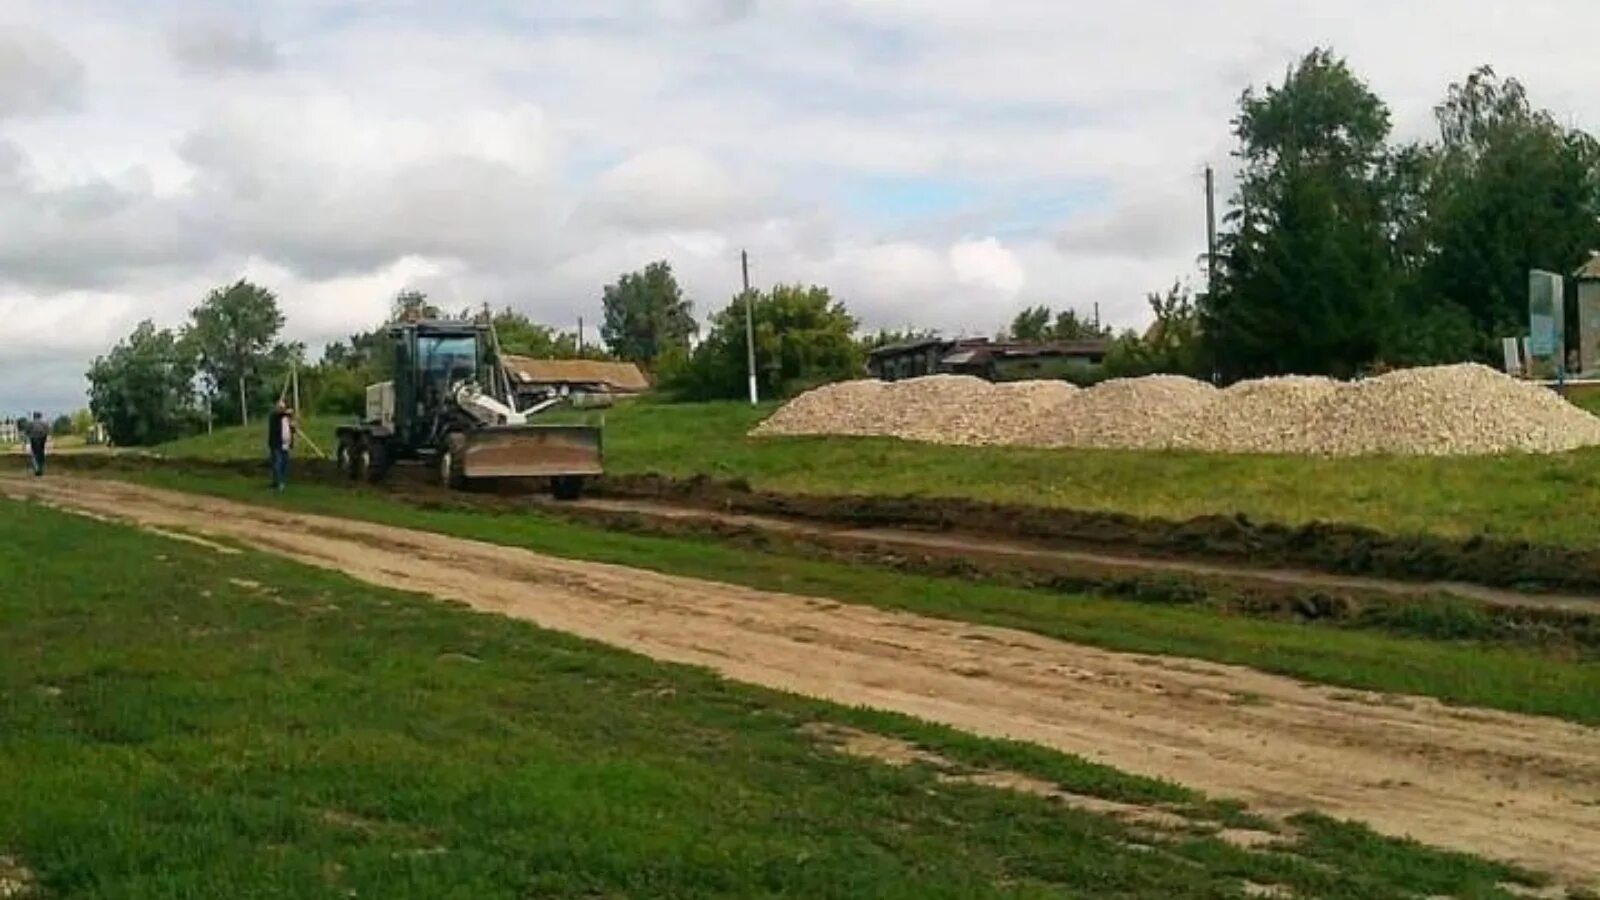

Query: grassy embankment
0 499 1552 898
110 467 1600 725
159 398 1600 547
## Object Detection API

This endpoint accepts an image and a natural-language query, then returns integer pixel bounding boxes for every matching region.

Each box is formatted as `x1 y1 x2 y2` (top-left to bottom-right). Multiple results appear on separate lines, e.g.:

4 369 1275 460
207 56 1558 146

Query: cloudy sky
1 0 1595 413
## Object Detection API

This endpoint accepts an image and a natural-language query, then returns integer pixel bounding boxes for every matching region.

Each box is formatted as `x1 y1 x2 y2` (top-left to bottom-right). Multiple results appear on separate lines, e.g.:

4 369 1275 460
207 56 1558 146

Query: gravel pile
752 376 1077 446
1021 375 1216 450
1173 376 1341 454
753 364 1600 456
1296 364 1600 456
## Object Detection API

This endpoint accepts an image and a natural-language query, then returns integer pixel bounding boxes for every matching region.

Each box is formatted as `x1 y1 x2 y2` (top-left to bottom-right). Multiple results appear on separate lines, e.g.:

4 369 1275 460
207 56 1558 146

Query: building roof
501 356 651 393
866 336 954 358
1575 253 1600 281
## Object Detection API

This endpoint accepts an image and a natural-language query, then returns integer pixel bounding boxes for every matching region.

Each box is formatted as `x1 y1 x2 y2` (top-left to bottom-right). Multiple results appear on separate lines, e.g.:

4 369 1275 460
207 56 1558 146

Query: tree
87 321 197 446
1414 68 1600 351
860 328 939 353
1050 309 1108 341
1105 283 1206 377
50 414 73 436
669 284 862 400
1002 305 1108 342
1205 49 1397 379
1006 306 1052 341
600 261 697 364
491 308 608 360
186 280 289 425
70 408 94 435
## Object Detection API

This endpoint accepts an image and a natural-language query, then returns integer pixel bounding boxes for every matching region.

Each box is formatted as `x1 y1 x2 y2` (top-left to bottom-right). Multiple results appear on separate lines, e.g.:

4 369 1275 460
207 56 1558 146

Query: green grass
115 469 1600 726
159 399 1600 548
0 499 1544 898
157 417 342 461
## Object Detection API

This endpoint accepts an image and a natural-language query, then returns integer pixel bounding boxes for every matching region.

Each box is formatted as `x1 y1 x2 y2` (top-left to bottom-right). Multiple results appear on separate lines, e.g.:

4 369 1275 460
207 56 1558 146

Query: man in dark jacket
266 401 294 491
26 412 48 477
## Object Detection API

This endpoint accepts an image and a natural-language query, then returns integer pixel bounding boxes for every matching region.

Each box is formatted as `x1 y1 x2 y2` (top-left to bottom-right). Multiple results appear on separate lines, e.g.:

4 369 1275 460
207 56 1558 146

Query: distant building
501 356 651 405
867 338 1109 383
0 421 15 445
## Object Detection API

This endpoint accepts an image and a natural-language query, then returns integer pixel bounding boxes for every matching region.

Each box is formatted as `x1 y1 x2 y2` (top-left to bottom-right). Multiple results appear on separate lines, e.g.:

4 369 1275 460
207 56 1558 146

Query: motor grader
334 319 602 499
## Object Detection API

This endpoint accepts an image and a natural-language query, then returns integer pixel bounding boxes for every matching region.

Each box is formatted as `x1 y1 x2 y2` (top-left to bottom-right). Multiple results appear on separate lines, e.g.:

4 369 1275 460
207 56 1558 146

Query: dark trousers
28 439 45 476
270 447 289 489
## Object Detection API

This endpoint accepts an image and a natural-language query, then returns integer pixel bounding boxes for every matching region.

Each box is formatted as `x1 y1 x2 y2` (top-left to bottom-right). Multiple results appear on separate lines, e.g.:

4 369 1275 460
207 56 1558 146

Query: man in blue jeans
266 401 294 491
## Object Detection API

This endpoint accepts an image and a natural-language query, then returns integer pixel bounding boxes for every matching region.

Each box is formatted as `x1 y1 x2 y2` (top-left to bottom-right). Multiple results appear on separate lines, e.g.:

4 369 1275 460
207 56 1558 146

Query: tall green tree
860 328 939 353
1006 306 1052 341
491 308 608 360
1416 68 1600 349
1106 283 1207 378
1050 309 1108 341
1002 305 1107 342
670 285 861 400
600 261 697 364
1205 49 1397 378
186 280 290 425
87 321 197 446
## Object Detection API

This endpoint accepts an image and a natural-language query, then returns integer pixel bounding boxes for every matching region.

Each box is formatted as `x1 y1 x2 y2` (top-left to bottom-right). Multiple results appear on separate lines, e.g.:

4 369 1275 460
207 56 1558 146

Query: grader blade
460 425 603 479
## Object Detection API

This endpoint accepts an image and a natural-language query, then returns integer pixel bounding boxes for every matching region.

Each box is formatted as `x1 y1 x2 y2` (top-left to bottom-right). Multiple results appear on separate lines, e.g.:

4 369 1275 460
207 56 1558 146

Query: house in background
501 356 651 407
867 338 1109 383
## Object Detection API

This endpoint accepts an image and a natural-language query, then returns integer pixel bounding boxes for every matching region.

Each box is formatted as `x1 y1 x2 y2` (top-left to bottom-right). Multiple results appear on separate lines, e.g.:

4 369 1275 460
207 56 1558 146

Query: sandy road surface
5 476 1599 885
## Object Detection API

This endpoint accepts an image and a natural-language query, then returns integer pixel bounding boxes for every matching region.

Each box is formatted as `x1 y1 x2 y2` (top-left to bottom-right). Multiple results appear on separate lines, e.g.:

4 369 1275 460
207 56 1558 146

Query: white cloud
587 147 765 232
167 22 281 74
0 29 83 118
950 238 1026 295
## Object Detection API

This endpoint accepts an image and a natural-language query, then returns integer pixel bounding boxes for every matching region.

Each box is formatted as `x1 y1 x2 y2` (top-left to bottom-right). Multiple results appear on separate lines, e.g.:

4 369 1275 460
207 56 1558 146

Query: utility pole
742 249 758 405
577 316 585 354
1205 165 1218 292
238 375 249 427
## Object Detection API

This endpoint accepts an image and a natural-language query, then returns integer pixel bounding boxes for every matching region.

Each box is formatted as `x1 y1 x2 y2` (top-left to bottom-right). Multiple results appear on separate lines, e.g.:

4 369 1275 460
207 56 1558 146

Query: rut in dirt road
554 496 1600 614
5 476 1598 887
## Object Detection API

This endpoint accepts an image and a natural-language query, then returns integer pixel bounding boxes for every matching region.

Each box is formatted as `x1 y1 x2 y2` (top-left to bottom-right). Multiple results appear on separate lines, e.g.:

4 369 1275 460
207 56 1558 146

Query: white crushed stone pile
1022 375 1217 450
1298 364 1600 457
750 379 891 438
1173 376 1341 454
751 376 1078 446
753 364 1600 457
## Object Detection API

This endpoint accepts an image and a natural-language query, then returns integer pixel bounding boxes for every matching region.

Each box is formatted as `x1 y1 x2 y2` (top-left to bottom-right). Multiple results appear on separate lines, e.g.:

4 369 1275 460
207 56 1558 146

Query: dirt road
6 476 1598 885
